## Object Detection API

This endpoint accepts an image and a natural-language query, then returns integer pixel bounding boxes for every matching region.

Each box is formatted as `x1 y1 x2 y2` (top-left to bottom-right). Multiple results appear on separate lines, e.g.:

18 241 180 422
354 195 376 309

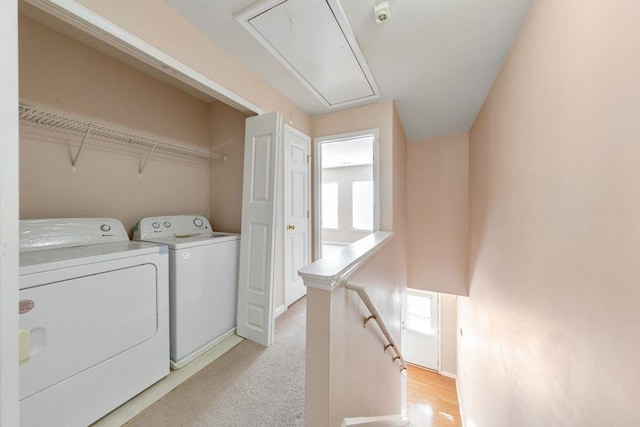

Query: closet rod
18 104 227 162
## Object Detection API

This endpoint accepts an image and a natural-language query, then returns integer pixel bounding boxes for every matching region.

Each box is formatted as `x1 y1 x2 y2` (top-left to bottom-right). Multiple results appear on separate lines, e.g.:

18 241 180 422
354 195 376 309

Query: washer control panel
133 215 212 239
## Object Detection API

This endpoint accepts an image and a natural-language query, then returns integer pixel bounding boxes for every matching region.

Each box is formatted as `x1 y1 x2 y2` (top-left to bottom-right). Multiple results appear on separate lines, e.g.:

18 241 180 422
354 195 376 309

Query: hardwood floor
406 364 462 427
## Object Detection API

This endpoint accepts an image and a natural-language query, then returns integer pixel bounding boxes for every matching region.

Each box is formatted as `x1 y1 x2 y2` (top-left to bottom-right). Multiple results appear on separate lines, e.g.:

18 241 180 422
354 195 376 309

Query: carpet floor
127 298 306 427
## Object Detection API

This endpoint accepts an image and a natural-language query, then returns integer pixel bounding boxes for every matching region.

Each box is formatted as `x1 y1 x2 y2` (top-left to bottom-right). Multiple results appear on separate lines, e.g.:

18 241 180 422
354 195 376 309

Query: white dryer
133 215 240 369
18 218 169 427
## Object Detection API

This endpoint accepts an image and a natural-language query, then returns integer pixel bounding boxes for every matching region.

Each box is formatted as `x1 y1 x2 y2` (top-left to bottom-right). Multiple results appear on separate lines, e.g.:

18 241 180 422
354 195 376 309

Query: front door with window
405 289 439 370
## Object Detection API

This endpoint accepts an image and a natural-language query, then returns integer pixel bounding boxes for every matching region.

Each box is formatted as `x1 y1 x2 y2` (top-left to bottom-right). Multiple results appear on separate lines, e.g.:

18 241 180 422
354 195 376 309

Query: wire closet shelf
19 104 227 173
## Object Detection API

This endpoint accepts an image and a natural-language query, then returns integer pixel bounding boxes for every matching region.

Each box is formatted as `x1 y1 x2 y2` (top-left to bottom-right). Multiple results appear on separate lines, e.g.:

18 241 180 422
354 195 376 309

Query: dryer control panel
19 218 129 252
133 215 212 239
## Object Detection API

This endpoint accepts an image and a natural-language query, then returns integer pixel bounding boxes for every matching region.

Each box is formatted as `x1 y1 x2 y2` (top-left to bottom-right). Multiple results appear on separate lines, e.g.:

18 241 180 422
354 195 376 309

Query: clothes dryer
18 218 169 427
133 215 240 368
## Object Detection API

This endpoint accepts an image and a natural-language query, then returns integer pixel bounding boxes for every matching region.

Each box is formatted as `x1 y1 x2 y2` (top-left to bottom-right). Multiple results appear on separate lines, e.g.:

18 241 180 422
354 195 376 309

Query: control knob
152 222 160 229
193 218 204 227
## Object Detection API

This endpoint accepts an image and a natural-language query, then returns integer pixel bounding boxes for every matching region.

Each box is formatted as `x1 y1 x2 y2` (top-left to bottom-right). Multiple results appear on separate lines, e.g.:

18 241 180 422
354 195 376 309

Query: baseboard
456 377 466 427
274 304 287 318
440 370 457 379
342 414 409 426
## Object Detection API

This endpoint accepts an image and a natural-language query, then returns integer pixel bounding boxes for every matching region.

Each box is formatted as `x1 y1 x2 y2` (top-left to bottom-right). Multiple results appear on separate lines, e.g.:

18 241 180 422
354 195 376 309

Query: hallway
125 299 306 426
96 295 461 426
407 365 461 426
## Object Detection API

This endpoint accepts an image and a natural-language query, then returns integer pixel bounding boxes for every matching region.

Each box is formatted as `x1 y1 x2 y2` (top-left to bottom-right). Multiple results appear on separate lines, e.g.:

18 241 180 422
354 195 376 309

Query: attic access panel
237 0 380 109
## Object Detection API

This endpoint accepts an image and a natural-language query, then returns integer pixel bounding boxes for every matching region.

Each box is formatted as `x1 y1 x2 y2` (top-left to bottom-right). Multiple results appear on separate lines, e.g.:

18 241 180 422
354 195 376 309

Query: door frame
283 124 311 308
313 128 380 260
0 0 20 424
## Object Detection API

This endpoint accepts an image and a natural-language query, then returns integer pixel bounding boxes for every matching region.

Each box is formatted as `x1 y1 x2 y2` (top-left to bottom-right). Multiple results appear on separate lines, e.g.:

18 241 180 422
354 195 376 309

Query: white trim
274 304 287 318
342 415 409 426
438 292 442 373
440 370 457 379
0 0 20 424
299 231 392 291
314 129 380 260
23 0 263 115
321 241 350 246
456 378 467 427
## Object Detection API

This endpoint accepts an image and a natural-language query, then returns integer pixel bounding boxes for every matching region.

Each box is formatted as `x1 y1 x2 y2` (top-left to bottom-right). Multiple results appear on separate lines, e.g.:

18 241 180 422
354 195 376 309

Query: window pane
322 182 338 229
352 180 373 230
407 294 434 335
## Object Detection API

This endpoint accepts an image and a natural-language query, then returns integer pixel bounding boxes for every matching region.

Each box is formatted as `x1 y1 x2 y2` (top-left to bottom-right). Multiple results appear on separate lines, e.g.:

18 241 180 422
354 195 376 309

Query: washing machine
18 218 169 427
133 214 240 369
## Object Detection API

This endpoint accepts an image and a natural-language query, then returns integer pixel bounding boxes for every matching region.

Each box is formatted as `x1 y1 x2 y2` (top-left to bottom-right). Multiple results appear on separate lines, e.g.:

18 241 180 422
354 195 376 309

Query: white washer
18 218 169 427
133 214 240 369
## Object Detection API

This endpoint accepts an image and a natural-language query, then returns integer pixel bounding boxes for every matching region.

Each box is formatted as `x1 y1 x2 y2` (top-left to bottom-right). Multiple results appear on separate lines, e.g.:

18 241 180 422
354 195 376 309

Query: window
407 293 435 336
352 180 373 230
321 182 338 229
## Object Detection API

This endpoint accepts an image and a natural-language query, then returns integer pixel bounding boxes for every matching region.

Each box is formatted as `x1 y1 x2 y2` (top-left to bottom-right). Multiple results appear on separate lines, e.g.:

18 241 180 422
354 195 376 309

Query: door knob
287 224 296 230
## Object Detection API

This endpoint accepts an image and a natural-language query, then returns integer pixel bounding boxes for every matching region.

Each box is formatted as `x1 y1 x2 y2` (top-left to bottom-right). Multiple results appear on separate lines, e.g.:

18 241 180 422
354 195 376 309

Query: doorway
405 289 439 371
314 129 380 259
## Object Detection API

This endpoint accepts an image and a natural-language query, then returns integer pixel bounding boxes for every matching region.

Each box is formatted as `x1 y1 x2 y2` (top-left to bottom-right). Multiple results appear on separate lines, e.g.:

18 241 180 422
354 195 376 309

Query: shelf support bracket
139 143 157 176
71 125 92 172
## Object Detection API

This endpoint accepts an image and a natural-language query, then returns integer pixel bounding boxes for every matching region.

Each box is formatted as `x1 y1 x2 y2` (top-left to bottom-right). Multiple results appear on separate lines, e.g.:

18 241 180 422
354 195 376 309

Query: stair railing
345 280 407 373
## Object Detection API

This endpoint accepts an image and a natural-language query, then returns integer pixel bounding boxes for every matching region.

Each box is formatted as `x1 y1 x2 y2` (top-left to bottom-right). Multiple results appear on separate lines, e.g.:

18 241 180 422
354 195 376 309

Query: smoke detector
374 2 391 23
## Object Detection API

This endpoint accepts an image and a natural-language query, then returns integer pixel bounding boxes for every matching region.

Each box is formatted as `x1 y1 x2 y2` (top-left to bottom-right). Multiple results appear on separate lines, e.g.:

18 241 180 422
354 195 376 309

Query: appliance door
19 263 158 400
170 240 239 361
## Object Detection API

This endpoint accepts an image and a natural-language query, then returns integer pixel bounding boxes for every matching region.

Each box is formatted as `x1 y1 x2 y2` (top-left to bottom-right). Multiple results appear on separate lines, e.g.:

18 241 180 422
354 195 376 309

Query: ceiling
164 0 532 142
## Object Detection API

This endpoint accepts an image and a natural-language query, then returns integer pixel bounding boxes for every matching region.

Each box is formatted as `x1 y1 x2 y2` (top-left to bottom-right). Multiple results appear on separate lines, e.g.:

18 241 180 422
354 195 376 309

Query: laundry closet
18 11 249 234
16 9 254 425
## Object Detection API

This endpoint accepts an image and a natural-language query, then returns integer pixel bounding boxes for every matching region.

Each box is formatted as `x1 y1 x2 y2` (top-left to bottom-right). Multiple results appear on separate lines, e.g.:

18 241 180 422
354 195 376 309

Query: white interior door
405 289 439 370
237 112 281 347
284 125 310 307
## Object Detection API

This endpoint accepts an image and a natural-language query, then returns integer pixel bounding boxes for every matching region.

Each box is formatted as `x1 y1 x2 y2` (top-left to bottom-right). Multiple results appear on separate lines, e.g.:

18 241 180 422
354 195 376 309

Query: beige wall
392 104 407 245
406 130 465 375
19 15 211 232
440 293 457 376
208 102 250 233
391 103 408 290
407 133 469 296
307 101 408 425
459 0 640 425
312 101 394 231
74 0 311 135
69 0 315 313
327 242 406 425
